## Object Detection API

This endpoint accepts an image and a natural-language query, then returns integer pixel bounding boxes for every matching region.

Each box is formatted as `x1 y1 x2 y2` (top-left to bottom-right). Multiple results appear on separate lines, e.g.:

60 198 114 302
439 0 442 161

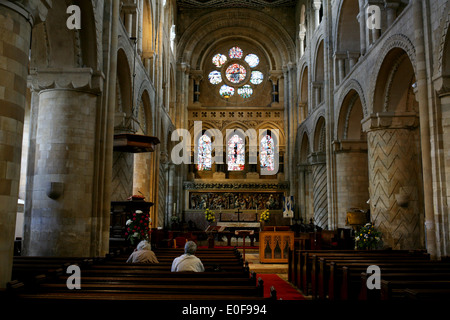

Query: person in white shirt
171 241 205 272
126 240 159 264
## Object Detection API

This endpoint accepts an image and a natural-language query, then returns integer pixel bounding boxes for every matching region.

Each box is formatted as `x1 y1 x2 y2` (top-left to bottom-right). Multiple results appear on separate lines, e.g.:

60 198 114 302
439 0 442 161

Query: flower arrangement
125 210 151 245
259 209 270 223
355 222 382 250
205 208 216 223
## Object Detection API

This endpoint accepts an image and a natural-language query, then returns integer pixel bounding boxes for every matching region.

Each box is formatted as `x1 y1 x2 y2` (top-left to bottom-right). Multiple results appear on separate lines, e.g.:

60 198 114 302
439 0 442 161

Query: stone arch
313 116 326 153
368 34 416 112
116 48 133 117
143 0 155 54
334 0 360 56
436 2 450 77
298 63 309 121
336 79 368 121
177 9 295 70
373 48 417 114
30 0 98 69
314 39 325 83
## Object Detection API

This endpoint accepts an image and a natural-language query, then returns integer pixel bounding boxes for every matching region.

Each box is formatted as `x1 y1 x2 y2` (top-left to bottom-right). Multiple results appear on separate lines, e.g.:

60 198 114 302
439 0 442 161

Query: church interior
1 0 450 306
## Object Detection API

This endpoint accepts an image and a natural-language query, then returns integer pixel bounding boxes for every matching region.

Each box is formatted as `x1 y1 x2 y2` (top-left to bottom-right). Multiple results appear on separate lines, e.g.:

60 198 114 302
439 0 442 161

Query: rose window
208 46 264 99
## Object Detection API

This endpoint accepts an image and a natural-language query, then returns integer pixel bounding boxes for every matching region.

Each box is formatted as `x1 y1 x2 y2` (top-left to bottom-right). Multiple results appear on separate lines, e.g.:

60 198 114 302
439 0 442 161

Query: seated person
171 241 205 272
126 240 159 264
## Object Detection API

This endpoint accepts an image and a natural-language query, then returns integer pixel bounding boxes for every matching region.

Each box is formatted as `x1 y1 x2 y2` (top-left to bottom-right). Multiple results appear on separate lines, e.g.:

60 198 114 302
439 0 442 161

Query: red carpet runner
257 274 306 300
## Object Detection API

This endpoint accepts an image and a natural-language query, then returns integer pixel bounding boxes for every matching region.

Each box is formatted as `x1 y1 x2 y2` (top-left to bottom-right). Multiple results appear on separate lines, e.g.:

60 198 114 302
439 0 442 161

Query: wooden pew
403 288 450 300
298 250 428 296
7 248 276 302
380 279 450 300
359 271 450 300
328 261 450 300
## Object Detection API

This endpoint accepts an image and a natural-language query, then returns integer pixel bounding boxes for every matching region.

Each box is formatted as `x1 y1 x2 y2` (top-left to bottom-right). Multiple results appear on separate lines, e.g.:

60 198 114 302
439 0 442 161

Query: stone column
24 69 103 257
357 0 367 55
312 0 322 29
166 162 176 226
362 113 424 250
412 0 437 258
347 52 360 70
309 152 328 229
332 140 369 228
297 164 313 222
312 82 323 107
334 52 346 86
299 26 306 58
0 0 50 289
384 0 400 28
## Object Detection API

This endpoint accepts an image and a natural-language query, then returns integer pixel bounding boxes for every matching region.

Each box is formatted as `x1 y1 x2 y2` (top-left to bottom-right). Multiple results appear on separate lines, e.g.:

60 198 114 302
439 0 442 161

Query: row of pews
6 247 277 302
288 248 450 300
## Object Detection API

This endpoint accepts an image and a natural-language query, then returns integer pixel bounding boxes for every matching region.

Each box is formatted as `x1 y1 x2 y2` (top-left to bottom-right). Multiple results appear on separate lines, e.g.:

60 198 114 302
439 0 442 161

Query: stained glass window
229 46 243 59
250 71 264 84
238 85 253 98
260 135 275 171
212 54 227 67
245 54 260 68
208 70 222 85
219 85 235 97
227 134 245 171
226 64 247 84
197 135 212 171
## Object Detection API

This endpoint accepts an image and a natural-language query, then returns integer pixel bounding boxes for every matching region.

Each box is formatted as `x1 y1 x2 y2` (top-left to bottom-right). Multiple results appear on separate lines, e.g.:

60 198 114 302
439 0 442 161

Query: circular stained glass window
245 54 260 68
208 70 222 85
250 71 264 85
212 54 227 68
238 85 253 98
219 85 235 97
226 64 247 84
229 47 243 59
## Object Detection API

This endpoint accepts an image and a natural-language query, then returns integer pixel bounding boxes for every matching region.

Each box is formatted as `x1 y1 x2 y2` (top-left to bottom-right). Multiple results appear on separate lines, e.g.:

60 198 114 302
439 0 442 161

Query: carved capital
362 112 419 132
308 151 326 165
433 75 450 97
4 0 52 25
332 140 368 153
28 68 104 93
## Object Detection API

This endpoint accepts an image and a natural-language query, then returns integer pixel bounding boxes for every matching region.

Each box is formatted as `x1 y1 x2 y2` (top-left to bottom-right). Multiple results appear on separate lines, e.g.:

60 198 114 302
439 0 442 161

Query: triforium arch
333 0 361 85
363 46 425 250
298 63 309 122
334 89 369 228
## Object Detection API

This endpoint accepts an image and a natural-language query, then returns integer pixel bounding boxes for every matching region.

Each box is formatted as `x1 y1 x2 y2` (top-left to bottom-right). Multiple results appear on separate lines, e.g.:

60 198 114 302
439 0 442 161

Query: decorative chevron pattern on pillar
111 152 134 201
312 163 328 229
158 162 167 228
367 129 424 250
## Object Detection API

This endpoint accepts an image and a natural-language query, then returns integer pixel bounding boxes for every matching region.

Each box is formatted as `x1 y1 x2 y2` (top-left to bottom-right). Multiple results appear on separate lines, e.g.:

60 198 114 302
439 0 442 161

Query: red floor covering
257 274 306 300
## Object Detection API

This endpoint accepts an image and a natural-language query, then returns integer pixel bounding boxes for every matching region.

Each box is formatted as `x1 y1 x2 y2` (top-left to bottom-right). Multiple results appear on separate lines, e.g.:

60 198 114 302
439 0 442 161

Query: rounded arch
336 89 365 141
299 63 309 104
137 88 153 136
299 131 311 165
333 0 360 56
116 48 133 116
313 116 326 152
336 79 368 119
30 0 98 69
436 2 450 77
373 48 417 114
368 34 417 112
142 0 155 54
177 9 295 70
313 38 325 82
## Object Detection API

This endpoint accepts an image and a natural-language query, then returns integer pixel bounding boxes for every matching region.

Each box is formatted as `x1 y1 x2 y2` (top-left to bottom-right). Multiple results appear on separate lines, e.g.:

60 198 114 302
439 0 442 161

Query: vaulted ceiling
177 0 296 9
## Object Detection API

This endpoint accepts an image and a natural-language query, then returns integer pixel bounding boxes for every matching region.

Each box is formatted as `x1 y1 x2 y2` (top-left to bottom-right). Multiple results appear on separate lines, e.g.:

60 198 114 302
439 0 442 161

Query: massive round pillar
363 113 425 250
0 0 50 288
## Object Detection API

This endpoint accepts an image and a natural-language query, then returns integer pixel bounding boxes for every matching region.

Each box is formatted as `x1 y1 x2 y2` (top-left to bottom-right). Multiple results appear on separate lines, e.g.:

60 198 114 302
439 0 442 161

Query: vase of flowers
354 222 382 250
259 209 270 230
205 208 216 224
125 210 151 245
